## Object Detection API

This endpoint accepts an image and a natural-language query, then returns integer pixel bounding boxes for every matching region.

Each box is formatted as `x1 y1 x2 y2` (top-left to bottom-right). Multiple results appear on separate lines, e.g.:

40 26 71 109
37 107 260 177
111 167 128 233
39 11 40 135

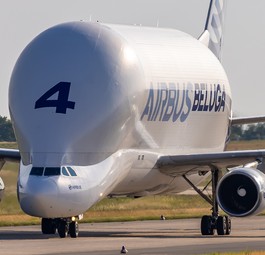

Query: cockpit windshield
30 166 77 176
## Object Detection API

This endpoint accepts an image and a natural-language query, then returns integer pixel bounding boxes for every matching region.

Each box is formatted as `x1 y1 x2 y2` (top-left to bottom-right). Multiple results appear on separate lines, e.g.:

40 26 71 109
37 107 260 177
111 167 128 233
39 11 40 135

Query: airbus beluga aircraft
1 0 265 238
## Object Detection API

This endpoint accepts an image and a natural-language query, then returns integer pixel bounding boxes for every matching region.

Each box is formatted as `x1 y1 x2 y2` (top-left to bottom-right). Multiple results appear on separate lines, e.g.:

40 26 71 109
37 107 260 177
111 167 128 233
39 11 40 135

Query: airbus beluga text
1 0 265 238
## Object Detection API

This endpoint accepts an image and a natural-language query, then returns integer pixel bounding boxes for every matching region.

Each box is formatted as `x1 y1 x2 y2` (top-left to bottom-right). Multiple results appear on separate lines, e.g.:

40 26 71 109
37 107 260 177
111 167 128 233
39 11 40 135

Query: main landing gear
183 167 231 236
201 214 231 236
41 215 82 238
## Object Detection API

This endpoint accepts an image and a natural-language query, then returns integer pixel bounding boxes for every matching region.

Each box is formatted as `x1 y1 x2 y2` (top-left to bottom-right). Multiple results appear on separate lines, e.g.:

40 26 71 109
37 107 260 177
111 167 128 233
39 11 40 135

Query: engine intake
217 168 265 217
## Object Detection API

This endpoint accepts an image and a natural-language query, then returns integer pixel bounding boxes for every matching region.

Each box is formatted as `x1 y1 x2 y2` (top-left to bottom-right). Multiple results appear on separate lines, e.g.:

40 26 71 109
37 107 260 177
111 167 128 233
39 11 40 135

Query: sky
1 0 265 118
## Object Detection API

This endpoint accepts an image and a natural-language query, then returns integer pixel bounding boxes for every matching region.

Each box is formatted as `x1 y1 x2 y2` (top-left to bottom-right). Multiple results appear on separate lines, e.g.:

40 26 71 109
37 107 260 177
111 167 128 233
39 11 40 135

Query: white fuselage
9 22 231 218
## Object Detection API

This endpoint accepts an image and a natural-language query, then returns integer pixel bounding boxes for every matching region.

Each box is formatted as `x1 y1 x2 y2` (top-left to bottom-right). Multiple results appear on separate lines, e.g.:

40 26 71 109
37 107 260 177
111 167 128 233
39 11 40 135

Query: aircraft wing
231 115 265 125
157 150 265 177
0 149 20 169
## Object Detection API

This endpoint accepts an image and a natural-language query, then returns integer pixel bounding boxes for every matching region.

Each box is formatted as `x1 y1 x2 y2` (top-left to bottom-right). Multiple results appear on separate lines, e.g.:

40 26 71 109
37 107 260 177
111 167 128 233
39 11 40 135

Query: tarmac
1 216 265 254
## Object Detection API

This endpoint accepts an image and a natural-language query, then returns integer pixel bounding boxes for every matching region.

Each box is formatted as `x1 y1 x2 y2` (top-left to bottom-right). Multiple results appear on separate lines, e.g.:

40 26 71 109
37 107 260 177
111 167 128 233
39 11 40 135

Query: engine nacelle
217 168 265 217
0 177 5 201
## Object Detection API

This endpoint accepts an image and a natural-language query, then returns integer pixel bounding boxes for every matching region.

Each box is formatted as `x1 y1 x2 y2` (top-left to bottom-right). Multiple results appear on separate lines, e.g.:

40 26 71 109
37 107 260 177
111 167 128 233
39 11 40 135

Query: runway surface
1 217 265 255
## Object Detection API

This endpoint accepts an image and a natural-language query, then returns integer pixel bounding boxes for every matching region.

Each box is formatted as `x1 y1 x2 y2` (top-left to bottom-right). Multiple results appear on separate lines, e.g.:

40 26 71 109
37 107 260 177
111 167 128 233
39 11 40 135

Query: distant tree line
0 116 16 142
0 115 265 142
231 123 265 141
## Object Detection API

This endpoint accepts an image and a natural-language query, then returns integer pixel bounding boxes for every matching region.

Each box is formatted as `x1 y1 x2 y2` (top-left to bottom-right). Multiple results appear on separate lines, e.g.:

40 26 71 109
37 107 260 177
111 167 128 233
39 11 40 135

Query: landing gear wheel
41 218 56 234
216 216 226 235
225 216 231 235
184 168 233 236
201 215 214 235
58 220 68 238
69 221 79 238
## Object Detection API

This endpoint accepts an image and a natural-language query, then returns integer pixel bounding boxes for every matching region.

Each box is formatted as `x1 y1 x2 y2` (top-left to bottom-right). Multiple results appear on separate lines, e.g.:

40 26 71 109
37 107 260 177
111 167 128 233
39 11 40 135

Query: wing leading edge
231 116 265 125
0 149 20 169
157 150 265 177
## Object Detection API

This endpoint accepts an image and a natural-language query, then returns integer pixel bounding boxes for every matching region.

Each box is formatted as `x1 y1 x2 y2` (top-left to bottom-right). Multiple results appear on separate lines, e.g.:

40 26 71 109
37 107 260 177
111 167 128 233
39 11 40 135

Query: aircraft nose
19 177 60 218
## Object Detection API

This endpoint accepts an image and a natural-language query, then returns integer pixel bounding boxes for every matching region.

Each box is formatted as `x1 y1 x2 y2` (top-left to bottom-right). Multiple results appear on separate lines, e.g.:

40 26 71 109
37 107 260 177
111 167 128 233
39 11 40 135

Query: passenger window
44 167 60 176
30 167 44 176
62 167 70 176
67 167 77 176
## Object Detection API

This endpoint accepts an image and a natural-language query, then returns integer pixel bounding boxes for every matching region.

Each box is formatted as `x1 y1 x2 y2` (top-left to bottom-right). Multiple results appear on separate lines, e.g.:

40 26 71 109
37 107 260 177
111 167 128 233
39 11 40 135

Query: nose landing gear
41 215 83 238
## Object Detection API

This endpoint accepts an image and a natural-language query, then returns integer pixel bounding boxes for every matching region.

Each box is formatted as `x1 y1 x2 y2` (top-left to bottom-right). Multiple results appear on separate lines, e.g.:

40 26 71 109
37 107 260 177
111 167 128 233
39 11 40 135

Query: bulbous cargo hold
217 168 265 217
9 21 231 170
9 22 144 167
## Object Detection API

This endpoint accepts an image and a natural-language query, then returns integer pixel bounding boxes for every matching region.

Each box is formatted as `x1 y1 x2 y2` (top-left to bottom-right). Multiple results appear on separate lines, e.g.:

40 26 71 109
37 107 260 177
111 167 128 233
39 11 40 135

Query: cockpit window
62 167 70 176
30 167 76 177
67 167 77 176
30 167 44 176
44 167 60 176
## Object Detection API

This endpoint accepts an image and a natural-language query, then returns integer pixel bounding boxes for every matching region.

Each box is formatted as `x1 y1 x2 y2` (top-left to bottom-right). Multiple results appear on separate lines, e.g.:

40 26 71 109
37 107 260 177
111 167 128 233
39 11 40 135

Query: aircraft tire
58 220 68 238
41 218 56 234
69 221 79 238
225 216 231 235
216 216 226 235
201 215 214 235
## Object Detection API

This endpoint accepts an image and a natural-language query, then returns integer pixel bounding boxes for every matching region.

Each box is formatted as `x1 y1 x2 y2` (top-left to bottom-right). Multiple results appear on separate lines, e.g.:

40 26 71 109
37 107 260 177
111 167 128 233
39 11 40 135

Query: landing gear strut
41 215 82 238
183 167 231 236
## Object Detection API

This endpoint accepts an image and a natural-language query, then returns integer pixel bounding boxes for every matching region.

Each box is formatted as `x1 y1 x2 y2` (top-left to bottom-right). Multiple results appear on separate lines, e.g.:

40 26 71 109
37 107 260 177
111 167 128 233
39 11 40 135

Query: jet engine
217 168 265 217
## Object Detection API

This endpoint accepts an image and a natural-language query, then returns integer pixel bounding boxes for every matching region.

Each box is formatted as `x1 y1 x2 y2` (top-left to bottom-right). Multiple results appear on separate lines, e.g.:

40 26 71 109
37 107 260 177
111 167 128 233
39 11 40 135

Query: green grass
82 195 210 223
0 161 21 215
226 140 265 151
0 142 18 149
91 195 208 211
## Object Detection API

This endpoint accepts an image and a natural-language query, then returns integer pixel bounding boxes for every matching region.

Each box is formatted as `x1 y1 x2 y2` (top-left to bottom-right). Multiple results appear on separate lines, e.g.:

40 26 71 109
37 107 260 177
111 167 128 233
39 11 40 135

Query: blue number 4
35 82 75 114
